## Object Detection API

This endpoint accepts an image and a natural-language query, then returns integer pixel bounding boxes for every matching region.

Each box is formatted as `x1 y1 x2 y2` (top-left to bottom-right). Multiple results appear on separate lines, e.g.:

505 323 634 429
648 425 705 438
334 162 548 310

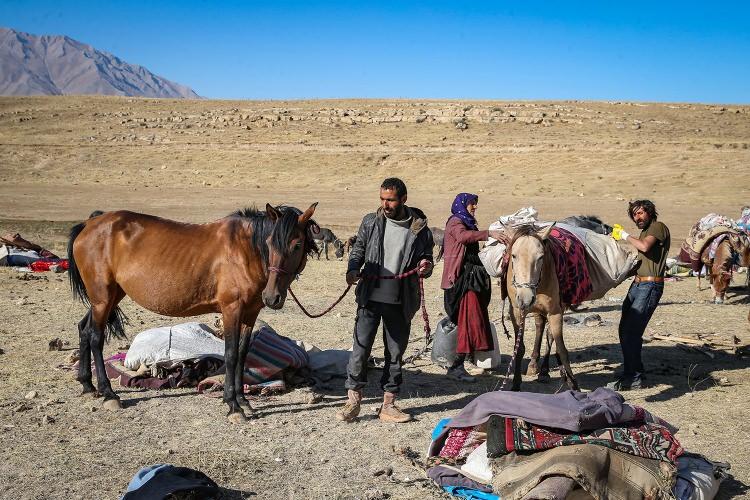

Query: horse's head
262 202 318 309
509 224 553 312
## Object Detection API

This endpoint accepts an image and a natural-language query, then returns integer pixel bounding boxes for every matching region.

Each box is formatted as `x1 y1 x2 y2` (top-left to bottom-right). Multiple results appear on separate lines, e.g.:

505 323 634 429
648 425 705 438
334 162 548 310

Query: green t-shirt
637 220 670 277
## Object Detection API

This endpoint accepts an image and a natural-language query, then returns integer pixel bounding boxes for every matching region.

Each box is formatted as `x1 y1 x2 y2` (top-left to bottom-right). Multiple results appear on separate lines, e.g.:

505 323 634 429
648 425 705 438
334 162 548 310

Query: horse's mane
507 223 544 249
230 206 317 265
582 215 604 225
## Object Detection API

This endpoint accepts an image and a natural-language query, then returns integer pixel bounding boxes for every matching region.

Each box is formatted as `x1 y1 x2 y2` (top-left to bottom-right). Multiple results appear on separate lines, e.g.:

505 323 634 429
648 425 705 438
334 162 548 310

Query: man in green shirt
608 200 670 390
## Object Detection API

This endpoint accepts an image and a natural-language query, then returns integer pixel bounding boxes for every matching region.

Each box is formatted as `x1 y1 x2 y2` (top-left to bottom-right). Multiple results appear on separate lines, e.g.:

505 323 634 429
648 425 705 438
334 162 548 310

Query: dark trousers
618 281 664 377
345 301 411 394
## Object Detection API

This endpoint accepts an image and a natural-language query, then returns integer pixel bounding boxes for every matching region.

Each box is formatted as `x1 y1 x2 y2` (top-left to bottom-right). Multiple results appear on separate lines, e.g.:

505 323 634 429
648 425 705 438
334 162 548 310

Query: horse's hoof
526 362 540 376
537 373 551 383
227 412 247 424
102 399 123 410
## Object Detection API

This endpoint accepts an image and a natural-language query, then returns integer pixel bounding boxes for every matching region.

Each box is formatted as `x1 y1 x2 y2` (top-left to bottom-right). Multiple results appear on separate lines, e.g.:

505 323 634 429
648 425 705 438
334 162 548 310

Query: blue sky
2 1 749 103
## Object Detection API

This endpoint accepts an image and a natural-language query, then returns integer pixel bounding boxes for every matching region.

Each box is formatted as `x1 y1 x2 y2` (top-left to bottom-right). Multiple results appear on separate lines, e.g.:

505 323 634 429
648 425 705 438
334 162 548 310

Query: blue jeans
618 281 663 377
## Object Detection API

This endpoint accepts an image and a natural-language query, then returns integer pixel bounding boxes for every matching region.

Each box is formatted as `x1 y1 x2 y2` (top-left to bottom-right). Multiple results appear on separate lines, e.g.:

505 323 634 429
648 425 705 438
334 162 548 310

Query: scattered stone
454 118 468 130
48 338 64 351
563 316 580 325
306 392 324 405
0 347 4 354
16 297 28 306
14 403 31 413
274 457 283 463
3 425 14 431
25 390 38 400
364 488 389 500
584 314 604 327
67 350 80 365
719 377 729 386
42 415 55 425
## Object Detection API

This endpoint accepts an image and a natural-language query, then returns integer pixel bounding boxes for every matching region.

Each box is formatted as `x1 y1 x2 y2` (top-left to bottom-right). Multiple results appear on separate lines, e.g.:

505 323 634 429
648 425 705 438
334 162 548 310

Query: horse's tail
68 222 89 307
67 218 129 340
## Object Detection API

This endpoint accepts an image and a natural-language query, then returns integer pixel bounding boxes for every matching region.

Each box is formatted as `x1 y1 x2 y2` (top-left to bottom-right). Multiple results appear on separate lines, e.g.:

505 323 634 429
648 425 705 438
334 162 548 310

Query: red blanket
547 227 592 305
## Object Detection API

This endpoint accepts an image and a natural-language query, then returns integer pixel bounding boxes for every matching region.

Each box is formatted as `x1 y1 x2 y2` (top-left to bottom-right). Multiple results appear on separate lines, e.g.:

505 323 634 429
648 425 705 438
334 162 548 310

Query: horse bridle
512 276 540 290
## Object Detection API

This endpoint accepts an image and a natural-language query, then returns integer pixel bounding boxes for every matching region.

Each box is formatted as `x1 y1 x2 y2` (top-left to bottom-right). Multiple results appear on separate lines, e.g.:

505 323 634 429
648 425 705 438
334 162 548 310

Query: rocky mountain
0 27 200 98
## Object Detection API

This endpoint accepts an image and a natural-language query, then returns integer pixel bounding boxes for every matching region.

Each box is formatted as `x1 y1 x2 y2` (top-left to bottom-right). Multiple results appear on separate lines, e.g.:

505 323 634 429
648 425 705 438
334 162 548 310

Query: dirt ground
0 96 749 499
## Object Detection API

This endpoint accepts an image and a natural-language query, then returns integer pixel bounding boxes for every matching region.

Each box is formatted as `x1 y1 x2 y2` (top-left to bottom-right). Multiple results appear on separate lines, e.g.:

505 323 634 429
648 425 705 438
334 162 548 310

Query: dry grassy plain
0 96 749 499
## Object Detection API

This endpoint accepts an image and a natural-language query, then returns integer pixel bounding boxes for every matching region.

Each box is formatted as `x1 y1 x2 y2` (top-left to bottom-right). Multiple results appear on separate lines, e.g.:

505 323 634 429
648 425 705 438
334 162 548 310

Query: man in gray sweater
337 178 434 423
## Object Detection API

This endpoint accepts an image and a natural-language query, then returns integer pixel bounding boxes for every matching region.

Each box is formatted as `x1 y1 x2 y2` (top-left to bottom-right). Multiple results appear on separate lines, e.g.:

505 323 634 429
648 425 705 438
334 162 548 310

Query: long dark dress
443 241 494 354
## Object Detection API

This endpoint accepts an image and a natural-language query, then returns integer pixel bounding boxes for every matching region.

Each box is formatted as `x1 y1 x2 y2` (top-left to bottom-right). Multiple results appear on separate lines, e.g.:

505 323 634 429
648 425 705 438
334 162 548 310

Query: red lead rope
287 266 432 339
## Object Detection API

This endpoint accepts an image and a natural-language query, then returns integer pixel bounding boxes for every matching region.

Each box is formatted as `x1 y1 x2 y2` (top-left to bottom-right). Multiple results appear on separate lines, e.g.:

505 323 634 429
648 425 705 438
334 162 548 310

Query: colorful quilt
500 417 683 463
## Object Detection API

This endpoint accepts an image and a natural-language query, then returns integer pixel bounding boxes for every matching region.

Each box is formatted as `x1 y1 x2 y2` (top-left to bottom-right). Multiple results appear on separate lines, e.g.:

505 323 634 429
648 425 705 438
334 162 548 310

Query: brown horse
67 203 318 422
504 224 579 391
699 233 750 303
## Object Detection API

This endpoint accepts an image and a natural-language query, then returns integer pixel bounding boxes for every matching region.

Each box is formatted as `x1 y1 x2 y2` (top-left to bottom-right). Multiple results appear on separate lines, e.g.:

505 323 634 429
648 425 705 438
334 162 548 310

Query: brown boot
378 392 412 423
336 389 362 422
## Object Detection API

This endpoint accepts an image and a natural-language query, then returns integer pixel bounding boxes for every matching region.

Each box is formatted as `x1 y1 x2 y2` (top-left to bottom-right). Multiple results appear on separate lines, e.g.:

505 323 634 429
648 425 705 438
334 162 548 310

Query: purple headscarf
449 193 479 230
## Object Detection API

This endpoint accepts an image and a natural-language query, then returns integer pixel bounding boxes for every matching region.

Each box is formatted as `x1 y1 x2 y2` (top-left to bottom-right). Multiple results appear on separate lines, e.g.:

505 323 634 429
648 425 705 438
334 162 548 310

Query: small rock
90 406 97 413
0 347 4 354
67 350 80 364
25 390 38 400
48 338 64 351
14 403 31 413
167 449 175 455
3 425 14 431
718 377 729 385
42 415 55 425
584 314 603 327
364 488 389 500
274 457 283 463
306 392 324 404
563 316 580 325
16 297 28 306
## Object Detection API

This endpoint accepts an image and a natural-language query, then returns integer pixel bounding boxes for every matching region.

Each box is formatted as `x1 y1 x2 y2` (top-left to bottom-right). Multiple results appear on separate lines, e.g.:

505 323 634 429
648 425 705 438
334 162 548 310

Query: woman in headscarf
441 193 503 381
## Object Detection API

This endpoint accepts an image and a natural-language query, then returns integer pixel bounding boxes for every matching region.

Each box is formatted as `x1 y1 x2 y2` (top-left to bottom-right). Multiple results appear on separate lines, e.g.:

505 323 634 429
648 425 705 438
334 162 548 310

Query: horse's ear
540 222 556 240
299 202 318 225
266 203 282 222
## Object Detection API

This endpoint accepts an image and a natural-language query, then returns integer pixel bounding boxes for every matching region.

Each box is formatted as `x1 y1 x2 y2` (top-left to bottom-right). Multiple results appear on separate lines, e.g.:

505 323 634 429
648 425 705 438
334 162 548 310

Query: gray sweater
369 215 412 304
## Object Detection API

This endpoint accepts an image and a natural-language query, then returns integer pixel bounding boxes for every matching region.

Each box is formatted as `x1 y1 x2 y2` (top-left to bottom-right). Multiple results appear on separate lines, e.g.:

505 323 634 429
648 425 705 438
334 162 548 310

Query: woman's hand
489 230 508 242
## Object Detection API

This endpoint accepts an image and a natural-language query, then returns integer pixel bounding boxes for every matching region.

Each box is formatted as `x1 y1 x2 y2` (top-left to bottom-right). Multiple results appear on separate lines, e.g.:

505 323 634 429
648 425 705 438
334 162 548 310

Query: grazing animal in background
430 227 445 261
67 203 318 422
504 224 581 391
313 227 343 260
560 215 613 235
699 233 750 303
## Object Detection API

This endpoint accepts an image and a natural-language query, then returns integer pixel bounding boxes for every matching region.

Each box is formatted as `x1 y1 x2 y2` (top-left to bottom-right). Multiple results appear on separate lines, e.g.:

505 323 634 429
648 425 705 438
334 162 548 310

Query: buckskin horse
67 203 318 423
504 224 581 392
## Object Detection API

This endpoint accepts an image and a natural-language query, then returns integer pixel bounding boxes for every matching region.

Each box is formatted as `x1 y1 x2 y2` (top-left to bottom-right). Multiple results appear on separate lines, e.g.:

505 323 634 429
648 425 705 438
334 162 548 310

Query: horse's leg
526 314 545 376
89 287 126 406
324 241 330 260
540 325 553 380
222 304 246 422
549 312 579 391
509 307 526 391
234 314 259 412
76 311 96 395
